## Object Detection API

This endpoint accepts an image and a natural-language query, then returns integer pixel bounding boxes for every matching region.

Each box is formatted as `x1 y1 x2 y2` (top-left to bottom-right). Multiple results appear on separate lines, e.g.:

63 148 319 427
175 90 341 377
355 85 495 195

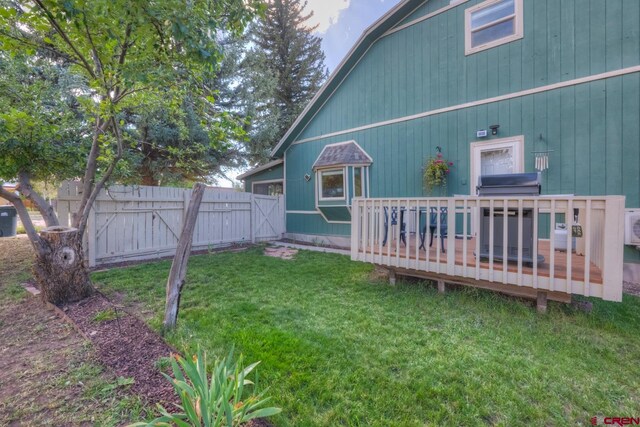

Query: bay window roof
312 141 373 170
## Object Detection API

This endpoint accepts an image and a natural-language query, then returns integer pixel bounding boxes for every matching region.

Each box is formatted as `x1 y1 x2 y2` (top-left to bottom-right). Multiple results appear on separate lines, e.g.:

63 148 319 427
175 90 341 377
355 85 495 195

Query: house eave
237 159 284 181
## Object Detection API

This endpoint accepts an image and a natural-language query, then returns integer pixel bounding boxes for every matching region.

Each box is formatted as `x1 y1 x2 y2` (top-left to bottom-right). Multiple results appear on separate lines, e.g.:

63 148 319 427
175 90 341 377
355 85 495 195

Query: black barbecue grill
476 172 541 197
476 172 544 266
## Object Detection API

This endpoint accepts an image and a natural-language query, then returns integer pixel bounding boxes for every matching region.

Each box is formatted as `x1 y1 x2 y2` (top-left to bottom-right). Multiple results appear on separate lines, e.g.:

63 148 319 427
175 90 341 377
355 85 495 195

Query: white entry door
470 136 524 195
467 136 525 236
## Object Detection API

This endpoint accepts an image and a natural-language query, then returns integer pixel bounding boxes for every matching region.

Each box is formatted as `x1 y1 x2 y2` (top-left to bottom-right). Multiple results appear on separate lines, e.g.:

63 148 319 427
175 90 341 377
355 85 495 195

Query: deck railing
350 196 625 302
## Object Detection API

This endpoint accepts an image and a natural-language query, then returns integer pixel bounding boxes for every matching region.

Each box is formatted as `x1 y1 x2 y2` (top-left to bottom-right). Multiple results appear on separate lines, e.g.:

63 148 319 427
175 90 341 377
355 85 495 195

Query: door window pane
480 148 514 176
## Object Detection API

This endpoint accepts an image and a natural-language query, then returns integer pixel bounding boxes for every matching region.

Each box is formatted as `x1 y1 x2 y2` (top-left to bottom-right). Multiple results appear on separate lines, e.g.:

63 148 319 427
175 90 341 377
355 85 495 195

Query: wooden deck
363 234 603 284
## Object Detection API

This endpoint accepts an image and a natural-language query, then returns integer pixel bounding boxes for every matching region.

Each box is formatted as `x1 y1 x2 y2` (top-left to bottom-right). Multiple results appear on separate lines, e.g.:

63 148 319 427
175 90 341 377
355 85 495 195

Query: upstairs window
465 0 523 55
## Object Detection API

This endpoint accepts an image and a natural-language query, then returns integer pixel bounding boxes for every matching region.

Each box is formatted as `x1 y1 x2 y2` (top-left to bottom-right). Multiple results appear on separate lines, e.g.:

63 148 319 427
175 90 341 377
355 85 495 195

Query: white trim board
290 66 640 147
237 159 284 180
385 0 469 36
286 210 321 215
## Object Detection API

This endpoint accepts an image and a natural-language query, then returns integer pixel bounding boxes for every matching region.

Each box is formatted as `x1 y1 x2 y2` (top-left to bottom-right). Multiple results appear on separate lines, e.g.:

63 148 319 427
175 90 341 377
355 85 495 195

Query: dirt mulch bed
62 294 178 408
624 281 640 297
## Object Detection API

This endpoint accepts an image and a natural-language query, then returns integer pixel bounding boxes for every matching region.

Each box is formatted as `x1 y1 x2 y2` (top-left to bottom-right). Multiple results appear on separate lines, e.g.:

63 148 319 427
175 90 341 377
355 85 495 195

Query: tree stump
34 227 94 305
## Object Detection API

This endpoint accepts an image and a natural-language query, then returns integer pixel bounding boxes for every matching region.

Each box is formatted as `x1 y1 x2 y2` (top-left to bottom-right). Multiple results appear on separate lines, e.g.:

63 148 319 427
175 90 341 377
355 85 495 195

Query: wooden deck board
362 234 603 284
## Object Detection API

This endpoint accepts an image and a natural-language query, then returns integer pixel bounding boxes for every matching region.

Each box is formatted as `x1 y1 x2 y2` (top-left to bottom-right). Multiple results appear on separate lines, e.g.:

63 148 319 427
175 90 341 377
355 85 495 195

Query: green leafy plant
130 347 281 427
92 308 121 323
423 152 454 193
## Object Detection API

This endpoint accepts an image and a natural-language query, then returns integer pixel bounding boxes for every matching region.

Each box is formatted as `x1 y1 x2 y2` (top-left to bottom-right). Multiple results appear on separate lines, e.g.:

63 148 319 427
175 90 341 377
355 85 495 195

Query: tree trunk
163 183 205 331
34 226 94 305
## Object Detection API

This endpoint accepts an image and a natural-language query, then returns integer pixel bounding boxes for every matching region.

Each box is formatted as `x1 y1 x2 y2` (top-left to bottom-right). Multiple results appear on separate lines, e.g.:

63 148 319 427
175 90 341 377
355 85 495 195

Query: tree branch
16 171 59 227
0 185 47 256
76 117 124 236
32 0 97 79
74 116 110 227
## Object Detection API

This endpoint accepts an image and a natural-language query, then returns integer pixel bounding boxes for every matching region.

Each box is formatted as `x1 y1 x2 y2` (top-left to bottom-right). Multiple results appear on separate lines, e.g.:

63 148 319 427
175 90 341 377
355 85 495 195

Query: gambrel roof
270 0 423 158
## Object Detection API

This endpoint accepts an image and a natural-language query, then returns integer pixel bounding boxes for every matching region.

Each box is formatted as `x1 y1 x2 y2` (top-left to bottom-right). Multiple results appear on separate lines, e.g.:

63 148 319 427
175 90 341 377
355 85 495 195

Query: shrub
129 347 281 427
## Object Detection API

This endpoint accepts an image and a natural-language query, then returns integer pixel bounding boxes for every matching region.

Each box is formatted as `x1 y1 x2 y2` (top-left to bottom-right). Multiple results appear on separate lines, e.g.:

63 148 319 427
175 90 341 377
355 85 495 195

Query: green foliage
0 55 88 182
423 152 454 193
0 0 264 186
131 347 281 427
92 308 121 323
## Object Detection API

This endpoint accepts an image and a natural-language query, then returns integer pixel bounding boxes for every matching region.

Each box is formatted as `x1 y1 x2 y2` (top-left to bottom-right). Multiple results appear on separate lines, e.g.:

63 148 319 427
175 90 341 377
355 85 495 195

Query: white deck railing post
601 196 625 302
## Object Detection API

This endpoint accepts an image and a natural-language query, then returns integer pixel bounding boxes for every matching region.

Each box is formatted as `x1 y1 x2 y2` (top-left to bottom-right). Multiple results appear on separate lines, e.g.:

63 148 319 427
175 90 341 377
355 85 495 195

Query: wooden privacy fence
57 182 285 267
351 196 625 302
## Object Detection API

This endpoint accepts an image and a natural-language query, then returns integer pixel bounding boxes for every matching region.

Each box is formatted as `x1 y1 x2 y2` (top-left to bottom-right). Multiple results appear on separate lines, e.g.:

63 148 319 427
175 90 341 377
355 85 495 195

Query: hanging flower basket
423 152 454 193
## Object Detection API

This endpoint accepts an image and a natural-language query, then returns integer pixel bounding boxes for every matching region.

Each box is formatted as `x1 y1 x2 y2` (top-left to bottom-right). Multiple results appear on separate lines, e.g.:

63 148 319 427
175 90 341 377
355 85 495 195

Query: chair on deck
382 207 406 246
420 207 447 253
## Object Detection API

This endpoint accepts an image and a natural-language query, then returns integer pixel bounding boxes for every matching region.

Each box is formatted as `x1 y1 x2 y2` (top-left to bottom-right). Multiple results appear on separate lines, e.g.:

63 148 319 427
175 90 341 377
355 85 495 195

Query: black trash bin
0 206 18 237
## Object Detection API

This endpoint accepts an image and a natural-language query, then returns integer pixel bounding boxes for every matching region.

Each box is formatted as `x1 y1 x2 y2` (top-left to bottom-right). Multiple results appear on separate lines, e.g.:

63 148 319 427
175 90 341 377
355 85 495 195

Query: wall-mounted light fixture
490 124 500 135
304 173 311 182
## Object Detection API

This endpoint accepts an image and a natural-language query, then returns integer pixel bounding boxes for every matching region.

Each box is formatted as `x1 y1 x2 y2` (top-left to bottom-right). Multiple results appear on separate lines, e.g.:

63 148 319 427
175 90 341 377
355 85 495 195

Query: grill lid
476 172 541 196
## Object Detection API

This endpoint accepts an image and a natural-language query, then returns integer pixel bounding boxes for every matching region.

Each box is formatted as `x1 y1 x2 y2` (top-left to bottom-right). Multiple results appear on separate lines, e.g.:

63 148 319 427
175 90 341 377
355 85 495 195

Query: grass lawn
94 247 640 426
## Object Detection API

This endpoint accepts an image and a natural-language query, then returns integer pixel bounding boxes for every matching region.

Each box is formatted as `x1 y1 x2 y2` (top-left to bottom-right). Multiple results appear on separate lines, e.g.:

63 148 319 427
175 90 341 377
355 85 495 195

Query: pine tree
248 0 328 162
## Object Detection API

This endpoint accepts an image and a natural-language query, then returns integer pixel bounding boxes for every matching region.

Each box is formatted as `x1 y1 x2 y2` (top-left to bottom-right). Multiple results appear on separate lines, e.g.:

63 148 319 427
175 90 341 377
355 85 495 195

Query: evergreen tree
247 0 328 162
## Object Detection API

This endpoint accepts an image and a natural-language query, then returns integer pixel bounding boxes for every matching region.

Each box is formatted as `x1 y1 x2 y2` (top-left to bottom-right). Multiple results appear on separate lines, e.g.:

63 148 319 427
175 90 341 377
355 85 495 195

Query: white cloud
305 0 351 33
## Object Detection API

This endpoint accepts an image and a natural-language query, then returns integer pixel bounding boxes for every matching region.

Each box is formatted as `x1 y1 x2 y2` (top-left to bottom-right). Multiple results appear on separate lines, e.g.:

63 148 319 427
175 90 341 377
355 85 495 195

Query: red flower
448 162 454 166
437 153 443 158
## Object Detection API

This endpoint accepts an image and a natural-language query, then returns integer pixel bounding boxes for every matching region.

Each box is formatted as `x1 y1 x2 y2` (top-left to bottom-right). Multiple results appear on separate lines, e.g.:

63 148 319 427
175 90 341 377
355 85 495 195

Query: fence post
182 189 190 221
350 199 360 260
250 194 256 243
446 198 456 275
601 196 625 302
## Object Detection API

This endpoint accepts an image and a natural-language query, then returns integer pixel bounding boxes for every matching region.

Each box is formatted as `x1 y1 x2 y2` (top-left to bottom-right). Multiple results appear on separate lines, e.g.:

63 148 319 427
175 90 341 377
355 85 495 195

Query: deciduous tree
0 0 263 304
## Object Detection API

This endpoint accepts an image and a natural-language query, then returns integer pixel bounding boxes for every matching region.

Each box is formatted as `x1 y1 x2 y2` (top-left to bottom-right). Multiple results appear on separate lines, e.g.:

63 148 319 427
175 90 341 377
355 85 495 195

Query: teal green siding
298 0 639 142
243 164 284 193
287 213 350 236
283 0 640 262
286 74 640 239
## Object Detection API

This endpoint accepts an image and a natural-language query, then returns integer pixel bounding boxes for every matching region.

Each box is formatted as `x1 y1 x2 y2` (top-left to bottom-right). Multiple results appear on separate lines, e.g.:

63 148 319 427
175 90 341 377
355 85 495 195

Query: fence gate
253 195 285 241
57 182 285 267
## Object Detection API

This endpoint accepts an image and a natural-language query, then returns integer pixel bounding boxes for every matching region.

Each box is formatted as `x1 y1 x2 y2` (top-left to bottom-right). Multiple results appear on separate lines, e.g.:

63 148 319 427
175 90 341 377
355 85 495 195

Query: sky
305 0 403 72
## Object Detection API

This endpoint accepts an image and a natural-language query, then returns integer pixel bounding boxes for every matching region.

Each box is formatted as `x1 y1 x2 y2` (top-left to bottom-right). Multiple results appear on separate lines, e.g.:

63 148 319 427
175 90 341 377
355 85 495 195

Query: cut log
163 183 205 331
35 227 94 305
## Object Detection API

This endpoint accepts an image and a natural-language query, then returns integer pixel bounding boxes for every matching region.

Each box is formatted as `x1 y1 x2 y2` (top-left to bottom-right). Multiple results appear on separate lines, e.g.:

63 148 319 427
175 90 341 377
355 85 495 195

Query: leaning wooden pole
163 183 205 331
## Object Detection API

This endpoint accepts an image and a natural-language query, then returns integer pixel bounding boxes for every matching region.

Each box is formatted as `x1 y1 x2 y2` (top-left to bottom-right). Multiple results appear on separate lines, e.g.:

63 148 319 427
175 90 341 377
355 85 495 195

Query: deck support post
389 270 396 286
536 291 548 314
437 280 446 294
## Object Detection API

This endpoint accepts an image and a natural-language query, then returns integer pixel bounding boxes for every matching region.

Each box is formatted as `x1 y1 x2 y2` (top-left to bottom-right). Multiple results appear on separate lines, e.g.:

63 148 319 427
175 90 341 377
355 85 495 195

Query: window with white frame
353 167 364 198
319 169 345 200
465 0 523 55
